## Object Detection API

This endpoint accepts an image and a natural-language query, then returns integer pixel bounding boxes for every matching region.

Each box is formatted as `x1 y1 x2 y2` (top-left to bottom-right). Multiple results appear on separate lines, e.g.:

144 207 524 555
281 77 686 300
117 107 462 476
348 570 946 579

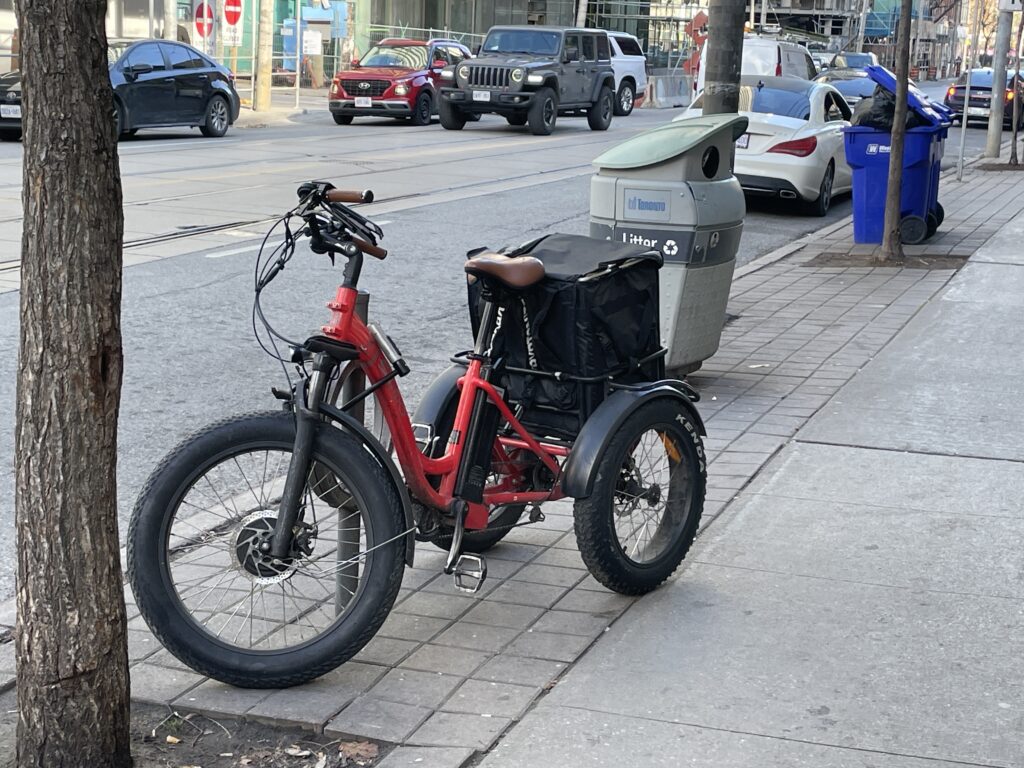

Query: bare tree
880 0 915 261
13 0 131 764
703 0 747 114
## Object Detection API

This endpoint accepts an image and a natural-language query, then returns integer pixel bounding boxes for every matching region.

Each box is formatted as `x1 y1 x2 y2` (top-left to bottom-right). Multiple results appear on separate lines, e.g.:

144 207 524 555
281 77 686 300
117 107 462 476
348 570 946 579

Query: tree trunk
164 0 177 40
984 10 1012 157
879 0 915 262
254 0 275 111
703 0 747 115
1011 12 1024 165
13 0 130 765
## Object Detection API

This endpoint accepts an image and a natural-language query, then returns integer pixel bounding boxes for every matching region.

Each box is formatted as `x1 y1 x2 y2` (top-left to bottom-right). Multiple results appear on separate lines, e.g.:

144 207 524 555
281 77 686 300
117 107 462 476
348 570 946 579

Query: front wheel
573 399 706 595
127 411 406 688
506 113 528 126
199 95 230 138
439 98 467 130
333 113 354 125
528 87 557 135
0 128 21 142
410 91 433 126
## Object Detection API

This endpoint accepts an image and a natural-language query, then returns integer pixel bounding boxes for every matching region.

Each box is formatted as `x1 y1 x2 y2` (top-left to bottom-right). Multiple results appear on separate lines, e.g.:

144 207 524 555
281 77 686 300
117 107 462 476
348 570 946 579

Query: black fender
319 400 418 566
410 363 465 453
561 381 706 500
588 70 617 102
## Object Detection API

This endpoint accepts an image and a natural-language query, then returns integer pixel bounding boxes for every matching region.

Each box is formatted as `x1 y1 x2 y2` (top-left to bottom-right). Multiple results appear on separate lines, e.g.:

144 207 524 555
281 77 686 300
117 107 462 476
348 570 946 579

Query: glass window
564 34 581 61
162 43 198 69
613 36 644 57
597 35 610 61
582 35 596 62
481 28 562 56
107 41 131 65
804 53 817 79
360 43 428 69
737 84 812 119
127 43 166 71
430 47 451 66
831 52 875 68
824 94 844 121
446 46 467 63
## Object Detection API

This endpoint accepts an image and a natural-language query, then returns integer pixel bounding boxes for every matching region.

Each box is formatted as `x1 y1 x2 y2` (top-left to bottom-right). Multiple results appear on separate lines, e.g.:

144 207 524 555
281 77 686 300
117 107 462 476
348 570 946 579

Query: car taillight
768 136 818 157
776 49 782 76
947 86 955 98
1007 89 1014 101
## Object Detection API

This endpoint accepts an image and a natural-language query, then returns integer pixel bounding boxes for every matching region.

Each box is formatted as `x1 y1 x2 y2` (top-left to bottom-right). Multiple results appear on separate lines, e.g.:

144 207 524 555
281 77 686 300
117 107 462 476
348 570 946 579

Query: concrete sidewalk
479 179 1024 764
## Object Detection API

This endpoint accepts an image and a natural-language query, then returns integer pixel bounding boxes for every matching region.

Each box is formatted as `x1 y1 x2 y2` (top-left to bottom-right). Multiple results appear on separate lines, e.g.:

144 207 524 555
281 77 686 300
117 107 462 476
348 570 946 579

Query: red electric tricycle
127 182 707 688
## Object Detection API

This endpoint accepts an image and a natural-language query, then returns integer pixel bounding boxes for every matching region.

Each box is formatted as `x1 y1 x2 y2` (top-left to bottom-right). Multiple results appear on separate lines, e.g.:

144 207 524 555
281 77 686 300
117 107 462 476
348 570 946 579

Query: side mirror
431 59 447 70
125 62 153 78
563 46 579 64
472 45 480 56
350 58 360 68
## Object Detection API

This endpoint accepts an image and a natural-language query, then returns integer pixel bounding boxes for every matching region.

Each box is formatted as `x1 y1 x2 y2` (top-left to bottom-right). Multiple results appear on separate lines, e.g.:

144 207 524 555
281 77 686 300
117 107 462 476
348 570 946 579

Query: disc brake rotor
233 509 310 585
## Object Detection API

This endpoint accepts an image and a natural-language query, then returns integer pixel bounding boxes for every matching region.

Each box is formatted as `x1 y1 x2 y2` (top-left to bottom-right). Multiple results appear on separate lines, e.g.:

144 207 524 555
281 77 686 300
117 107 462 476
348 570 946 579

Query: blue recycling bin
843 66 950 244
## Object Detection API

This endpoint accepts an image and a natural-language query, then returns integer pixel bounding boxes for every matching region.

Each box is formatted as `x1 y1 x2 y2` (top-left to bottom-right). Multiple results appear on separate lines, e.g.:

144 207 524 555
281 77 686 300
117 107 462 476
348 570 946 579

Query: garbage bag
850 85 928 130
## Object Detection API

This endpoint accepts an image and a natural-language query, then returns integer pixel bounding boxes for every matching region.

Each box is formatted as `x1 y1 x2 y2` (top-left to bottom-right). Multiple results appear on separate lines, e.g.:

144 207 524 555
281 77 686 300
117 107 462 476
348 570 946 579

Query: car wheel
506 113 528 126
438 98 467 131
614 81 635 116
113 102 125 140
807 163 834 217
410 91 432 126
587 85 614 131
0 128 21 142
199 95 230 138
466 112 482 122
527 87 557 136
333 113 353 125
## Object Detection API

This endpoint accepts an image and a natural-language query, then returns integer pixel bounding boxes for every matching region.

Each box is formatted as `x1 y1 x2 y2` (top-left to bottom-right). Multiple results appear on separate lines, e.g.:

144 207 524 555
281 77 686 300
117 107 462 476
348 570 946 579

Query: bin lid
865 65 948 126
592 114 749 170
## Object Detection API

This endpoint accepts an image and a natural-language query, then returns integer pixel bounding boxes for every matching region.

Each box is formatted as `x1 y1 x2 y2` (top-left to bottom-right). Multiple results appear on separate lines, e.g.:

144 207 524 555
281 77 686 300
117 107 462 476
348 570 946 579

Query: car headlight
441 68 454 80
511 68 524 83
394 82 410 96
458 64 470 81
527 73 543 85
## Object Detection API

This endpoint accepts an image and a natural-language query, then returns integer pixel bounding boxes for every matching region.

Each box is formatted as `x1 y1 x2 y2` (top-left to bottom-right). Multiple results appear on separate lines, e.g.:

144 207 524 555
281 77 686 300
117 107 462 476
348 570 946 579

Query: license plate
736 133 750 149
472 90 491 102
967 106 988 116
0 105 20 119
354 97 372 108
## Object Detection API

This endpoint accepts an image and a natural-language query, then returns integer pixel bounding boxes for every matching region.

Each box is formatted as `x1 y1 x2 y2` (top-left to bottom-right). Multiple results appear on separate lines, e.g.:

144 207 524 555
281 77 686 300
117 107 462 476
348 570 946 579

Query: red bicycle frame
322 283 567 530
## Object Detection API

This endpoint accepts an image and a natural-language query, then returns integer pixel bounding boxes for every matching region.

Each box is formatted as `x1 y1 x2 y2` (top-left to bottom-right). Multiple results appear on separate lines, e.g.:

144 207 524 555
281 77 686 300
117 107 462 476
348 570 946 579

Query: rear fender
561 382 706 500
410 363 465 456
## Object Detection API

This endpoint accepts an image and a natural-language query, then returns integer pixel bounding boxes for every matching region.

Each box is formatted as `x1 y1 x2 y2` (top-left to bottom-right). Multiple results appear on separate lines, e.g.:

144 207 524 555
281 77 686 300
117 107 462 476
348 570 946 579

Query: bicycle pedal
452 554 487 594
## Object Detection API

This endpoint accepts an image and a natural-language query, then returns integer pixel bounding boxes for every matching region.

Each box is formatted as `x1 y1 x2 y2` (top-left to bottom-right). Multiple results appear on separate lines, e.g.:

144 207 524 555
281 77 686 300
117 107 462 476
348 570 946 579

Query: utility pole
253 0 273 111
984 7 1012 157
879 0 914 261
576 0 589 27
857 0 870 53
705 0 747 114
957 0 984 179
759 0 768 30
164 0 177 39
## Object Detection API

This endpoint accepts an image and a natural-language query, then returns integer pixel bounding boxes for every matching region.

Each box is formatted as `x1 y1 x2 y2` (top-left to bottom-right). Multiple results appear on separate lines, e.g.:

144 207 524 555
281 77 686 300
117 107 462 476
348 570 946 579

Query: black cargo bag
468 233 664 440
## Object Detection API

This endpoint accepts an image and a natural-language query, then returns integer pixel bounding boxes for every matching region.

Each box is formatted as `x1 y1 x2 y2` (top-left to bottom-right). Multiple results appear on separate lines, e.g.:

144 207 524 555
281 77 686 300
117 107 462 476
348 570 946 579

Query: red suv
330 38 473 126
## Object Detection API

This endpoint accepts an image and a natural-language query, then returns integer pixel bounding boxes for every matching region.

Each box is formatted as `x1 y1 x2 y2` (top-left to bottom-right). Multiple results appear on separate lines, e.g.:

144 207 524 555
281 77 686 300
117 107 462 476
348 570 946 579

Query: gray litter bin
590 113 748 373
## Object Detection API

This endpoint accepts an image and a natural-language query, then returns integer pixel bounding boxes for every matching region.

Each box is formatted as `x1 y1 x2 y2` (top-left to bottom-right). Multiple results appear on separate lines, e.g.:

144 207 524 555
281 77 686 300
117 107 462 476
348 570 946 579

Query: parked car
814 67 877 107
695 35 817 95
328 38 474 126
676 76 853 216
811 53 830 73
438 26 616 136
828 51 880 70
608 31 647 115
944 68 1024 126
0 39 240 142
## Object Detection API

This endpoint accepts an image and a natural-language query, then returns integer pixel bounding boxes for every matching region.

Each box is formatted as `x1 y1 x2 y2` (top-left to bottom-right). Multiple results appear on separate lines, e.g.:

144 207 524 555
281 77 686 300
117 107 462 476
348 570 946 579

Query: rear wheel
439 98 467 130
573 399 706 595
527 87 557 135
807 163 834 217
614 81 635 116
127 411 405 688
199 95 230 138
587 85 614 131
410 91 433 126
333 113 354 125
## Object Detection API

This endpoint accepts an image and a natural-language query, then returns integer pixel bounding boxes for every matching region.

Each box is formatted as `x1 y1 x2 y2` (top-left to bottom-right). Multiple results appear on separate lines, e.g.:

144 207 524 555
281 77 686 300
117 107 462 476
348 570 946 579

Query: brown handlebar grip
352 236 387 260
325 189 374 204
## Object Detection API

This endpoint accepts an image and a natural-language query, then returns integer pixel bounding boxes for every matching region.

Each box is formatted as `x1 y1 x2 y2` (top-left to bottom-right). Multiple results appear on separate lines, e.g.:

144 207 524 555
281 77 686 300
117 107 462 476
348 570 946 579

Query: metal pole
295 0 302 109
957 0 984 181
984 9 1012 157
164 0 177 40
576 0 589 27
749 0 755 29
149 0 155 38
759 0 768 30
857 0 869 52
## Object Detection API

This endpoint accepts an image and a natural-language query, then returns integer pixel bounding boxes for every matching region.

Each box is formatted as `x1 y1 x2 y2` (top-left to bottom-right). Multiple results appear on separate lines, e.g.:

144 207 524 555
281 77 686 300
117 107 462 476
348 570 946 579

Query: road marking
204 244 267 259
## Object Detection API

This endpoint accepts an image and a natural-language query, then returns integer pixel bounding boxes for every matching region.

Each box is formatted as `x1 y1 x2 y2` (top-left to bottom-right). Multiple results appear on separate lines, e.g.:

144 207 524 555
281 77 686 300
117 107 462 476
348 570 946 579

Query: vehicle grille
467 66 512 89
340 79 390 97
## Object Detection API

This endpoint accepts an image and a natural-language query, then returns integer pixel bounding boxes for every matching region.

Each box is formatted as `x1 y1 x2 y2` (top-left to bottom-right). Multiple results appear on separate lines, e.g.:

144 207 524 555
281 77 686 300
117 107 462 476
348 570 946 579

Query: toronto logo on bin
866 144 892 155
627 196 667 212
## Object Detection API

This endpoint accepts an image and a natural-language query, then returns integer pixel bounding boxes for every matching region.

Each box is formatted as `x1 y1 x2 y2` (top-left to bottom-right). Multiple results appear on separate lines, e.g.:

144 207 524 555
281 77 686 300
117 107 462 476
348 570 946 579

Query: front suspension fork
271 356 332 560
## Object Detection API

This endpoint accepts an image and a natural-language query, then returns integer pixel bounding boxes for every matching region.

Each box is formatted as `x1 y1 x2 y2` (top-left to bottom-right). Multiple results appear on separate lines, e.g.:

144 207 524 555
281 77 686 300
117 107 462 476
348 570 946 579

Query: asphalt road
0 99 996 602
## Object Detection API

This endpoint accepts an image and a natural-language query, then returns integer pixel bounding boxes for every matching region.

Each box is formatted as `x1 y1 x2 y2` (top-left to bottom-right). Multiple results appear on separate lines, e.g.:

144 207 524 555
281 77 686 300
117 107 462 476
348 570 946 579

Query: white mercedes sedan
676 77 853 216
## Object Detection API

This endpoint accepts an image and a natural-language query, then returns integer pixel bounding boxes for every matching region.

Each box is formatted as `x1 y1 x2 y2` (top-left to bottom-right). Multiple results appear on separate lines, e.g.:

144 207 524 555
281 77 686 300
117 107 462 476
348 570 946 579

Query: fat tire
427 505 524 553
573 399 706 596
439 98 467 130
127 411 405 688
199 95 230 138
527 87 557 135
587 85 614 131
333 113 354 125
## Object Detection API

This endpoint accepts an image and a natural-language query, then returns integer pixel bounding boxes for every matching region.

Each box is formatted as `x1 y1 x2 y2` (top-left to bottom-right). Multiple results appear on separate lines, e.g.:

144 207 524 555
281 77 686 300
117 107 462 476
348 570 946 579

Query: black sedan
0 39 240 142
944 68 1023 127
813 68 877 107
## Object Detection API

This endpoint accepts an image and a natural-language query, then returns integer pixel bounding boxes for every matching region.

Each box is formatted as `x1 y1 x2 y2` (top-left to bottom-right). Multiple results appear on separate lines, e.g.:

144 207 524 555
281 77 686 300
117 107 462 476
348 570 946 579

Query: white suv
608 32 648 115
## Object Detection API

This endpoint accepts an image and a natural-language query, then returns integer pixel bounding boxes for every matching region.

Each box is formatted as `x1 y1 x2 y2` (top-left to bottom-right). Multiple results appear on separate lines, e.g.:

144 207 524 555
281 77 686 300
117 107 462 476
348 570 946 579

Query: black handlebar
296 181 385 261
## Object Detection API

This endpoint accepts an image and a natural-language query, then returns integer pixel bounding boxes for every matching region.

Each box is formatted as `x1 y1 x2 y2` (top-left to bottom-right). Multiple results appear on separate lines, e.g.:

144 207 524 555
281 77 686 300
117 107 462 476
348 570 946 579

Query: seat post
473 294 500 358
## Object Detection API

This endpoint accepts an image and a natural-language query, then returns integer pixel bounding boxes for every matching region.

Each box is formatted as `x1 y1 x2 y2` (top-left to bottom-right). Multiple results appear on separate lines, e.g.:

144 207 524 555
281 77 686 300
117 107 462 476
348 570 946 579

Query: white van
695 36 817 95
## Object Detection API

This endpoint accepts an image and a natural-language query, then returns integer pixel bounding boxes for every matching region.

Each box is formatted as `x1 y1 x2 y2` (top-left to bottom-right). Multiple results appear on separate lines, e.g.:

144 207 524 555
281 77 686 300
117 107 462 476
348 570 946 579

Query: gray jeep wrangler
438 26 616 135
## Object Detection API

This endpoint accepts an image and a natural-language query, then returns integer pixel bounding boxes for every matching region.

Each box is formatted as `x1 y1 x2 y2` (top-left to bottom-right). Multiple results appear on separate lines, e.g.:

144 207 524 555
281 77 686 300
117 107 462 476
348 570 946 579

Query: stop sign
224 0 242 26
194 2 214 38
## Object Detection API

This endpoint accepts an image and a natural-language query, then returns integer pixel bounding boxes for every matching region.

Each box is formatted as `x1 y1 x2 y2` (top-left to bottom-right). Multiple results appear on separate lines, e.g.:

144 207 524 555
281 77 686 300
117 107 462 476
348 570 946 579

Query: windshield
957 69 1019 87
692 84 812 119
360 44 428 69
482 29 562 56
107 42 129 65
832 53 874 68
